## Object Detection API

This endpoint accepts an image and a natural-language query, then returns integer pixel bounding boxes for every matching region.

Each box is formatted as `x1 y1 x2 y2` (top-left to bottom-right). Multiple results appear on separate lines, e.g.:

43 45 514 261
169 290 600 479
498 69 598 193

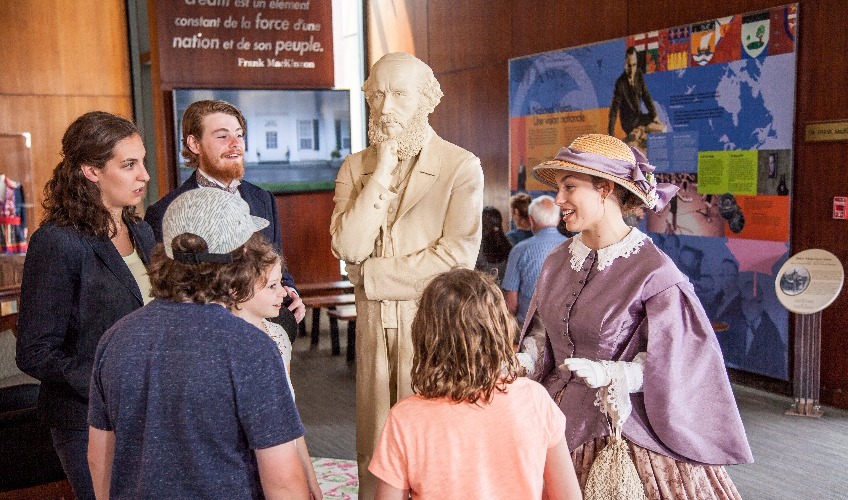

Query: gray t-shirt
89 299 304 499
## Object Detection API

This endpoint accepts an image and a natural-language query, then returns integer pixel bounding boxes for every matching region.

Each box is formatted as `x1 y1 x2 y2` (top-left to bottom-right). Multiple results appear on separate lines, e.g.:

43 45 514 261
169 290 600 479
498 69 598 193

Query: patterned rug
312 457 358 499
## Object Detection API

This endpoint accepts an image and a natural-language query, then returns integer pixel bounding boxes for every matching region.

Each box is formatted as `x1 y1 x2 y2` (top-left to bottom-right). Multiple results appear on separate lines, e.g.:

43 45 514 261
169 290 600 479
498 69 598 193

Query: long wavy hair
42 111 141 238
480 206 511 264
411 268 519 404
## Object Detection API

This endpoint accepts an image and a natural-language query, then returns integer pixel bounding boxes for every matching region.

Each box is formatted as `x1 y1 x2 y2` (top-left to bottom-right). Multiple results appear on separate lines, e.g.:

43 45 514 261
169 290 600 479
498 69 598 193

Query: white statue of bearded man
330 52 483 497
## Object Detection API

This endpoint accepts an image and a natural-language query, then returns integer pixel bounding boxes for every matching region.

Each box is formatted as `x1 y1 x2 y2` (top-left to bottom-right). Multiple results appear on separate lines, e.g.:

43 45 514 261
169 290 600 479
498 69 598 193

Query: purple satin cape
520 237 753 465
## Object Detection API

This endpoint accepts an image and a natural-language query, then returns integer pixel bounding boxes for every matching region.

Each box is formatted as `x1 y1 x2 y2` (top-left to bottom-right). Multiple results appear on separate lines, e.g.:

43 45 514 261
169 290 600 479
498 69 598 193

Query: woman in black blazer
16 112 155 500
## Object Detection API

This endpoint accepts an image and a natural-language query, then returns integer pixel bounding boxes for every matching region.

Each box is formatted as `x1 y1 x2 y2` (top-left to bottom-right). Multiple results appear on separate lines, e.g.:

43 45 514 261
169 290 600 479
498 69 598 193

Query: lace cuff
516 310 551 379
593 353 646 430
517 341 542 378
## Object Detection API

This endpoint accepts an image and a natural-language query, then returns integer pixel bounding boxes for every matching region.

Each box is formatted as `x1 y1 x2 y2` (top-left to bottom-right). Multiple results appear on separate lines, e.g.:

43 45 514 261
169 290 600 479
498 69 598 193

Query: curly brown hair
230 252 284 313
411 268 520 404
591 175 644 216
148 232 278 309
181 100 246 169
42 111 142 237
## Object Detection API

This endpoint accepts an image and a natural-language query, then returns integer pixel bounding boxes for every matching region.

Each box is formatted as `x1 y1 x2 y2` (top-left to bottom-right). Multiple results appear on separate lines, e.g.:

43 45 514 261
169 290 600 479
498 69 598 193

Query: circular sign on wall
775 249 844 314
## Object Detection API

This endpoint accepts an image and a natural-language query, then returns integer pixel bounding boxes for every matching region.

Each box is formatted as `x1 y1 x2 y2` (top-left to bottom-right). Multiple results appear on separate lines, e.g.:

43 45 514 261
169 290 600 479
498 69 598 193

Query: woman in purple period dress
517 134 752 499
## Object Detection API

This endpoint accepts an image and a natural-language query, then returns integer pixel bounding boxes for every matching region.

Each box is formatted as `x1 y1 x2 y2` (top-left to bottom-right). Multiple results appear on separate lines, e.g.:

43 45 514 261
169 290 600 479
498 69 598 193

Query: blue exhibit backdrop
509 4 798 380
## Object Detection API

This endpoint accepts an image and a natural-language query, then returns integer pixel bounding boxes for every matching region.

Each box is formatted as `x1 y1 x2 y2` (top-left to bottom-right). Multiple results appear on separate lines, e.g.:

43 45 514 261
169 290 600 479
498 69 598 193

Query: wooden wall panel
792 0 848 407
0 1 130 96
510 0 628 57
276 191 342 285
369 0 848 407
431 64 511 214
426 0 511 74
0 0 131 227
367 0 429 62
0 0 132 228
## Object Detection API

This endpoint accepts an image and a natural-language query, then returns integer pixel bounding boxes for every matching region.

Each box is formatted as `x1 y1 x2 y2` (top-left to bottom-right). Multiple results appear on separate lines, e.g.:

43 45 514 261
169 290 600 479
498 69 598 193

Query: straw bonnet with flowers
516 134 753 499
532 134 678 212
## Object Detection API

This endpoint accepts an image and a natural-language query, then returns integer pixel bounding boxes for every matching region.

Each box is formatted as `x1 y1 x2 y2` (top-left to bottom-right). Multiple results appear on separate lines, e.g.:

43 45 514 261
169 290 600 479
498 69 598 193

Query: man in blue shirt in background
502 195 566 326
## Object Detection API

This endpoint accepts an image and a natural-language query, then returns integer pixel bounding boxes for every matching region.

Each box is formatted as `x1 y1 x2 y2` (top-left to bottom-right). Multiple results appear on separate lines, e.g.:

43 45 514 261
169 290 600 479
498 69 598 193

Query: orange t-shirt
369 377 565 499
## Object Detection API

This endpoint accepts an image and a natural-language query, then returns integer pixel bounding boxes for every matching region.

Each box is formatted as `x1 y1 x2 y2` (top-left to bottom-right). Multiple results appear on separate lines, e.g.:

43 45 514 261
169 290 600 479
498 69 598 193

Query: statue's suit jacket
330 126 483 456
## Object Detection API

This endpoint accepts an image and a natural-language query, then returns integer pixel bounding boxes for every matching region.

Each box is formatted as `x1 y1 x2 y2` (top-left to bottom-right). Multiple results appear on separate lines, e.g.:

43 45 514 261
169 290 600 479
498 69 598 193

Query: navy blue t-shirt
89 299 304 499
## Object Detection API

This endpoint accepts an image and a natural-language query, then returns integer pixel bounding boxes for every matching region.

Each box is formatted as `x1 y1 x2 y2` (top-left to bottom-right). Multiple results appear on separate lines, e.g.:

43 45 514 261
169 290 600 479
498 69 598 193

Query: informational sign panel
152 0 334 88
776 249 844 314
509 4 799 380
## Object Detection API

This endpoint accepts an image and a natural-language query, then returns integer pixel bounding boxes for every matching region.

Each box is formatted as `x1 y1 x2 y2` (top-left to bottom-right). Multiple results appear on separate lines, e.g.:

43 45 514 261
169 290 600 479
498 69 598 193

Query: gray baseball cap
161 187 269 264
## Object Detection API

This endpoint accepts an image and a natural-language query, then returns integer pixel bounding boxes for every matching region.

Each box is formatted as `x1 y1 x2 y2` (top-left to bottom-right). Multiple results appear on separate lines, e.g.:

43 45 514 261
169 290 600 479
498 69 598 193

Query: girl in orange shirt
369 268 582 499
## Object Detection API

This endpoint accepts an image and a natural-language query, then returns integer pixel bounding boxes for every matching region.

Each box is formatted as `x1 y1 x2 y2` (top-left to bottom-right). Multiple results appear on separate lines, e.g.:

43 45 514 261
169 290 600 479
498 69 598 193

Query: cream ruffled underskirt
571 437 743 500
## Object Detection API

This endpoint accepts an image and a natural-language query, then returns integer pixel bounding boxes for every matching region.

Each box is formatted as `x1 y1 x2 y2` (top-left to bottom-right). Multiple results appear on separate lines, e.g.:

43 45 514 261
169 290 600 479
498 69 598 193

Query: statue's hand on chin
373 139 399 186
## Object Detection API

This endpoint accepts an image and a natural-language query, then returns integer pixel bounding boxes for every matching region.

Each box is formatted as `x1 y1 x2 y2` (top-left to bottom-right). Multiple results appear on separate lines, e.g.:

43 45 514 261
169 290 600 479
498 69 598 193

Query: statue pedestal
776 250 845 418
785 312 824 418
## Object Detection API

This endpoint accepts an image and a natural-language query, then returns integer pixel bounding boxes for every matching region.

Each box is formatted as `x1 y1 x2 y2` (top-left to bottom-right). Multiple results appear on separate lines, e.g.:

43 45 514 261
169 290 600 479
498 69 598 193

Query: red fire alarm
835 197 847 219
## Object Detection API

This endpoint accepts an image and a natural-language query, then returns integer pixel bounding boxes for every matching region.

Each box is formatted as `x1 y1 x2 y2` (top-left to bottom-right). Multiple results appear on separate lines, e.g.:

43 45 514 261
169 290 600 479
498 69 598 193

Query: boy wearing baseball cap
87 188 308 499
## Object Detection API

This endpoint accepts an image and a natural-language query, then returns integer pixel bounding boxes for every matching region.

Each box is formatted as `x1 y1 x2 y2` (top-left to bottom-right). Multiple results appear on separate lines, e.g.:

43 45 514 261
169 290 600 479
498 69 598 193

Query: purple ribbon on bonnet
552 146 678 212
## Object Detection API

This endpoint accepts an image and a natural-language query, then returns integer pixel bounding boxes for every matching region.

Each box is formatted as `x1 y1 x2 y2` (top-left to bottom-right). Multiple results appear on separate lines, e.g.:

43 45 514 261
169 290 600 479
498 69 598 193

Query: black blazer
144 171 295 287
16 219 156 429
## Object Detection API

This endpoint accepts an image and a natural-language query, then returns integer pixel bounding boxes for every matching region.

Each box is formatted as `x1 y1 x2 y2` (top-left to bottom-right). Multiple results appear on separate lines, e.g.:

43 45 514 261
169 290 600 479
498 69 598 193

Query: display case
0 133 33 259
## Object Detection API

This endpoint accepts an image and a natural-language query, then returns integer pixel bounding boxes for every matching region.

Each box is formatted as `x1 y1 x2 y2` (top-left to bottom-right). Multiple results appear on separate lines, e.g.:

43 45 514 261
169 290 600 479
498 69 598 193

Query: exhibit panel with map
509 4 798 380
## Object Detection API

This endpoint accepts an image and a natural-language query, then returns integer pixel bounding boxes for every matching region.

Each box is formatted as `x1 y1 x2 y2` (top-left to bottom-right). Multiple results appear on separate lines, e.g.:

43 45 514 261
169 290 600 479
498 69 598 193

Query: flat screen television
173 88 352 193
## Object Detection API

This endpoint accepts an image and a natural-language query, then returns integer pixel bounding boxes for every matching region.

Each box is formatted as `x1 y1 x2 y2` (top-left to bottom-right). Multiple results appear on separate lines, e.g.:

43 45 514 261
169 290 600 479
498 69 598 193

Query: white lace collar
568 228 647 271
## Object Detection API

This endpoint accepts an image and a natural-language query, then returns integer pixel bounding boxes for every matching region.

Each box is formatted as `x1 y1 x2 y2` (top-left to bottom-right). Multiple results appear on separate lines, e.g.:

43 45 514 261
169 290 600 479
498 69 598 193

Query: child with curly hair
369 268 582 499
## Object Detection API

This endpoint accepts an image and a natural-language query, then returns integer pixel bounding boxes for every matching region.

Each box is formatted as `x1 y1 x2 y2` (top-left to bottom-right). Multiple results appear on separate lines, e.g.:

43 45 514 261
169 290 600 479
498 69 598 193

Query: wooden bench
297 280 353 297
301 293 356 348
326 306 356 362
296 281 354 338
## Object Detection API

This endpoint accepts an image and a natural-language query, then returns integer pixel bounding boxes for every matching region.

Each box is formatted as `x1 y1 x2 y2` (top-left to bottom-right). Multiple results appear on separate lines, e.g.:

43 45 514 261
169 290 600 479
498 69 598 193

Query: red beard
199 149 244 183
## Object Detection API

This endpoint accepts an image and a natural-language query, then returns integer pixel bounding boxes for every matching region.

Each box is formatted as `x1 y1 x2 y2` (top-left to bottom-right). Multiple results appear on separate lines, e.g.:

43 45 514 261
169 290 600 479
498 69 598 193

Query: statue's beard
368 107 429 160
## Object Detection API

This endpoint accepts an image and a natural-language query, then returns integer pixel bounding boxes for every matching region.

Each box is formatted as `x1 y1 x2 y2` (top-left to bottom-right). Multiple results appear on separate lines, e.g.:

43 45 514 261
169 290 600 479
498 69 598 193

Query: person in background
506 192 533 245
518 134 751 498
143 99 304 324
88 188 308 499
16 111 155 500
502 195 566 326
369 269 582 500
230 253 323 499
475 206 512 284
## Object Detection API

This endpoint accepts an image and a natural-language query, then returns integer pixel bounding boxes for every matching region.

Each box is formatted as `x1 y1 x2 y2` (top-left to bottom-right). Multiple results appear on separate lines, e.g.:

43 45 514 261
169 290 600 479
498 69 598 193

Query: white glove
560 353 646 392
561 353 647 430
560 358 610 388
